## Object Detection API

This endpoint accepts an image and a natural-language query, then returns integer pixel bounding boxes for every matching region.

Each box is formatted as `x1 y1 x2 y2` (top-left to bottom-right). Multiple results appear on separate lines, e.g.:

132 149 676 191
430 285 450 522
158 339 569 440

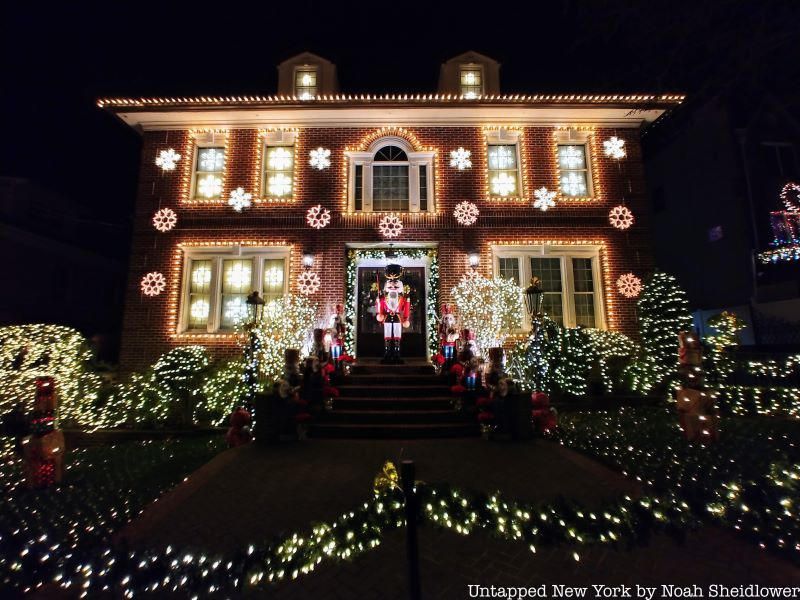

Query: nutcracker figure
22 377 65 488
329 303 346 364
438 304 460 369
376 264 411 364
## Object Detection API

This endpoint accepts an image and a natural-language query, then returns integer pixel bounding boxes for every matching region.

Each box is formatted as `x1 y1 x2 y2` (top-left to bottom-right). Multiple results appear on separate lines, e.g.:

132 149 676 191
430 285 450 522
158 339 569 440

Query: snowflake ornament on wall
609 205 635 230
533 187 557 211
378 214 403 239
449 147 472 170
309 147 331 170
780 182 800 213
306 204 331 229
617 273 643 298
453 201 479 226
603 136 626 159
140 272 167 297
297 271 321 295
228 187 252 212
152 208 178 232
155 148 181 171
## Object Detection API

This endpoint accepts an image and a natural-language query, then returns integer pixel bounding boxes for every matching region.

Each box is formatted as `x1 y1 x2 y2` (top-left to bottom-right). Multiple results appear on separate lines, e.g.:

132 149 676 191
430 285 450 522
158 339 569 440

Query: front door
356 266 426 357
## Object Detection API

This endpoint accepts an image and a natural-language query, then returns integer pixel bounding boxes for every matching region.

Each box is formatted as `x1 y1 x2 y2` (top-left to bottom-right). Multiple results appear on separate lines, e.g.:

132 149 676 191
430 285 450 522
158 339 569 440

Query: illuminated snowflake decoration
306 204 331 229
560 172 587 196
198 175 223 198
617 273 643 298
603 136 626 159
378 214 403 239
297 271 321 295
453 201 479 226
491 172 517 197
533 187 557 211
609 205 635 230
228 187 252 212
780 182 800 213
140 272 167 297
152 207 178 232
199 148 225 171
268 174 293 197
309 147 331 170
449 147 472 170
155 148 181 171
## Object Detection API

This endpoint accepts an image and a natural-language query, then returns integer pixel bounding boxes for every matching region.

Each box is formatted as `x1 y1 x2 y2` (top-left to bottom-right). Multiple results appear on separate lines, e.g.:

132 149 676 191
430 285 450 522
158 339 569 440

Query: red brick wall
119 125 653 373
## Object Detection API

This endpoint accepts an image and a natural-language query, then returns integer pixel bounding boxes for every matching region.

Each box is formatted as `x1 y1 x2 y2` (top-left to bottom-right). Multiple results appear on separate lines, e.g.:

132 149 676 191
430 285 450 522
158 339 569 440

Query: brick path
118 439 800 599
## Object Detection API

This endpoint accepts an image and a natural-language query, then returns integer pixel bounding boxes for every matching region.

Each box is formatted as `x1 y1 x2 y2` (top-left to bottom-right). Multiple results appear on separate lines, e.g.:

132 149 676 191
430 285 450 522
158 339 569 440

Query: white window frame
485 129 523 198
178 246 290 333
459 63 484 98
189 133 227 201
293 65 318 99
261 130 297 200
554 129 595 198
492 244 606 331
345 137 435 213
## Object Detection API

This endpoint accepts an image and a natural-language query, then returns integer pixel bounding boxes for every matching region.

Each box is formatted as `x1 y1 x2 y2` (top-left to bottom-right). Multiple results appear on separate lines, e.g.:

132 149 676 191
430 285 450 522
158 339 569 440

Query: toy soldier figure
376 264 411 364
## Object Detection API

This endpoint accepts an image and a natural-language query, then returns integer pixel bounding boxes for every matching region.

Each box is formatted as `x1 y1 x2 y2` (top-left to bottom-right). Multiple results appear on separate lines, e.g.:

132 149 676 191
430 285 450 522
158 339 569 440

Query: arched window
345 137 435 213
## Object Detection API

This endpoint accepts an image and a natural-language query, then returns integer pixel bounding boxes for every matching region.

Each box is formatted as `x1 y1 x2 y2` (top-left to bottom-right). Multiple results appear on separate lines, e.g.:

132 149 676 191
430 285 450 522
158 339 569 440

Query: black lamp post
524 276 544 319
246 290 266 323
243 291 266 410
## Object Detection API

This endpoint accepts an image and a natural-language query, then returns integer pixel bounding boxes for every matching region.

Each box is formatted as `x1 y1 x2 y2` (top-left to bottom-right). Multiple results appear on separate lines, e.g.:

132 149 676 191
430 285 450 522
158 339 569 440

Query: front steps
309 361 479 438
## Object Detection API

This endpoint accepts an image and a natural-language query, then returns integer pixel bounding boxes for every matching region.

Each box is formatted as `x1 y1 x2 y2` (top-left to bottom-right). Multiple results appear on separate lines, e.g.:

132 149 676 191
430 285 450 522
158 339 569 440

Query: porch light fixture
468 252 480 270
302 252 315 268
524 276 544 318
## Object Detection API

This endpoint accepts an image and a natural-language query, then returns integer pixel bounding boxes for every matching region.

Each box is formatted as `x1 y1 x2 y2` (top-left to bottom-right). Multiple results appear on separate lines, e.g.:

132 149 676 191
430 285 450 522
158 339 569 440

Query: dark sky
2 0 798 253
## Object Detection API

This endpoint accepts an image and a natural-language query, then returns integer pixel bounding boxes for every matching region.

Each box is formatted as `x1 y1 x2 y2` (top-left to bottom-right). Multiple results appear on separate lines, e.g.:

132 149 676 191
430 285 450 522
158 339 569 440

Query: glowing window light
265 146 294 198
264 266 284 288
295 68 318 99
558 145 589 197
558 145 585 170
224 261 252 289
268 173 293 197
560 172 588 197
191 263 212 287
190 299 210 321
268 147 293 170
198 148 225 171
197 175 223 198
460 67 482 97
491 172 517 196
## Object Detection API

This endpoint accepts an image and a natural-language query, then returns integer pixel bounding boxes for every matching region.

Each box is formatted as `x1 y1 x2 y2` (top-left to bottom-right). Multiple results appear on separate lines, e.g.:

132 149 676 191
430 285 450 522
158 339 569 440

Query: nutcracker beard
376 276 410 364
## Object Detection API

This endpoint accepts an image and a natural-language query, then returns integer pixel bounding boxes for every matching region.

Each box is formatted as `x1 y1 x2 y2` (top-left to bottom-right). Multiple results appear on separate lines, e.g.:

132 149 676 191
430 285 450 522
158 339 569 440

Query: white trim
116 106 667 130
491 244 606 331
178 246 290 334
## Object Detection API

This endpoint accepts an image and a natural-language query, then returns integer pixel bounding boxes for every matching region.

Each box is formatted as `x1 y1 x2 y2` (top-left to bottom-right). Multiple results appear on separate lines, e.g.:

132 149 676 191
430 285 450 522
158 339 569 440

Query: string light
451 275 521 354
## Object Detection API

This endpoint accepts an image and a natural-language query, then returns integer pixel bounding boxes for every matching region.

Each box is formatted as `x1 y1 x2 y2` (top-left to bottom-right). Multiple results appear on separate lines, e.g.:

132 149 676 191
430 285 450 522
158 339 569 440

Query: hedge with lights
506 319 637 397
344 248 439 357
624 272 693 394
450 275 521 355
0 324 103 427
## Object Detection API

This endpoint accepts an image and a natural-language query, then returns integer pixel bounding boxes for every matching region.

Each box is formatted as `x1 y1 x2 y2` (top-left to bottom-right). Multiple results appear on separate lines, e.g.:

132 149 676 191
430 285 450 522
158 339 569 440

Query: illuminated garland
344 248 439 357
450 275 521 355
0 324 102 427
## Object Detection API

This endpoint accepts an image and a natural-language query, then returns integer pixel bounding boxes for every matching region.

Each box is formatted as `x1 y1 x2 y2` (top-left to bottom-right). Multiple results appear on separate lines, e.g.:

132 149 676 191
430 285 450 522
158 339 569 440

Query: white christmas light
297 271 321 295
603 136 626 159
560 172 587 196
378 214 403 238
559 146 585 169
306 204 331 229
190 299 210 321
228 187 252 212
609 205 635 230
491 173 517 196
268 148 293 170
152 208 177 232
268 174 292 197
533 187 557 211
453 201 479 226
780 182 800 213
140 272 166 297
199 148 225 171
449 148 472 170
309 147 331 170
617 273 643 298
155 149 181 171
198 175 223 198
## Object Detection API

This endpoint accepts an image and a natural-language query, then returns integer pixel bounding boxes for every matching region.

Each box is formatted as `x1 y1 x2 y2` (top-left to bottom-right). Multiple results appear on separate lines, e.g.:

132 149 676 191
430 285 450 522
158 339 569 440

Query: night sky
2 0 798 259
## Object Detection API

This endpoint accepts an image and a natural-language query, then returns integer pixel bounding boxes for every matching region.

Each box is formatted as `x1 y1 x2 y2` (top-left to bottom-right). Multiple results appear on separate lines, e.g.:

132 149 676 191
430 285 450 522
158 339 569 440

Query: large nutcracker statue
376 264 411 364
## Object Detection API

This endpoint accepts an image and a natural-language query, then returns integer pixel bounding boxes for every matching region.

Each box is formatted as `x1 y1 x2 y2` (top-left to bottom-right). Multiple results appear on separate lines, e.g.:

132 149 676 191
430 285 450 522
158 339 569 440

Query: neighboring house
644 92 800 344
101 51 683 373
0 177 125 353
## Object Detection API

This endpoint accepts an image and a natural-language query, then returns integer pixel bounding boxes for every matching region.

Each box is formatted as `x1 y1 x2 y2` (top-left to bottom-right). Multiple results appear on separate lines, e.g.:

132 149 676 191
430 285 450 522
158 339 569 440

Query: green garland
344 248 439 358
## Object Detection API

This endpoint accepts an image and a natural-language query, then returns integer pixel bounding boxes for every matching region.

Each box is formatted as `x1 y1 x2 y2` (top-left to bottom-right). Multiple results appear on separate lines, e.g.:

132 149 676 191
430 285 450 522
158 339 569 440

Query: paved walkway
118 439 800 598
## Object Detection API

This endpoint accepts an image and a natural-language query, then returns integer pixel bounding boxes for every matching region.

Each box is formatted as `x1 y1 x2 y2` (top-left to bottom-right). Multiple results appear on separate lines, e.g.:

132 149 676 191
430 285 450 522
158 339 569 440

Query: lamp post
524 276 544 321
243 291 266 409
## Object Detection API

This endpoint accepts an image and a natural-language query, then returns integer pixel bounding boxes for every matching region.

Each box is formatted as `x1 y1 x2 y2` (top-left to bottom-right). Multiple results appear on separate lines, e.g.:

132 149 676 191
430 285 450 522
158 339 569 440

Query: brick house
102 51 683 374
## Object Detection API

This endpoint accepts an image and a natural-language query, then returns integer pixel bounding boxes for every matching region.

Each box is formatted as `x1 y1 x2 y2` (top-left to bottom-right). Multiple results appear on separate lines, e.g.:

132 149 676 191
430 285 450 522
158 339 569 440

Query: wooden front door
356 266 426 357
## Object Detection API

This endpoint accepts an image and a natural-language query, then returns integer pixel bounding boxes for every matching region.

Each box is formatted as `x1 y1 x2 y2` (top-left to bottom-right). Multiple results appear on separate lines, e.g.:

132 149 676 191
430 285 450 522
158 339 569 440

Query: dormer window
294 67 318 99
460 65 483 98
345 137 435 213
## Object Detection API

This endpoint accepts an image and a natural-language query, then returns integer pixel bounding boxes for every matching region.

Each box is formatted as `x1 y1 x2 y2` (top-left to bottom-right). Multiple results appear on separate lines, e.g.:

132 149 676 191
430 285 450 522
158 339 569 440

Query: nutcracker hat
384 264 403 280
